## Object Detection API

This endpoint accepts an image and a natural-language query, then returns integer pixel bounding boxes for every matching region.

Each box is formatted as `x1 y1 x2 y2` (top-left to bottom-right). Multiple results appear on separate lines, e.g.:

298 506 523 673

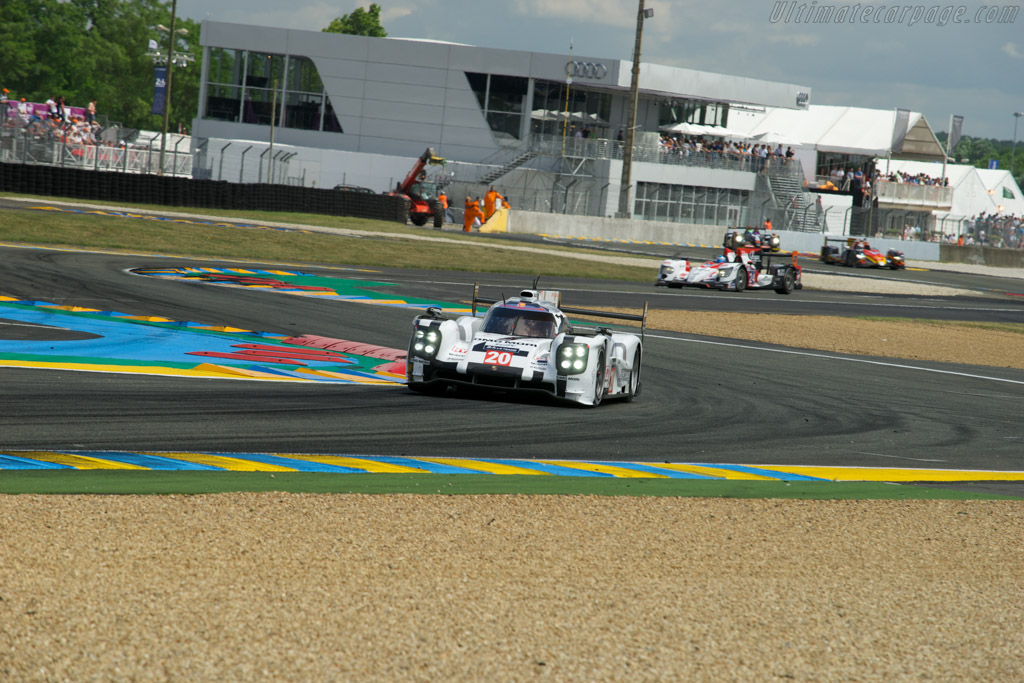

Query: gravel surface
643 310 1024 370
1 494 1021 681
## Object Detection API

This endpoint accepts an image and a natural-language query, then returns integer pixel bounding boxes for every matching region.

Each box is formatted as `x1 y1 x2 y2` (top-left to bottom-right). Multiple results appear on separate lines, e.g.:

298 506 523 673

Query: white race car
406 285 646 406
656 230 801 294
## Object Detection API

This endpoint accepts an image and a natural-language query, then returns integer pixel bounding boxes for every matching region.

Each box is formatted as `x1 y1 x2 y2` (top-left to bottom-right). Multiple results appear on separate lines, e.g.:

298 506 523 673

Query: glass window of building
529 79 611 139
203 49 342 132
466 72 528 141
636 181 750 226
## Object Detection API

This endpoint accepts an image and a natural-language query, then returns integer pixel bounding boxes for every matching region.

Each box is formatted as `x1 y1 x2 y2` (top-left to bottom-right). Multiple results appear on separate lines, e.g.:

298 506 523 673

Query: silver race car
406 285 646 406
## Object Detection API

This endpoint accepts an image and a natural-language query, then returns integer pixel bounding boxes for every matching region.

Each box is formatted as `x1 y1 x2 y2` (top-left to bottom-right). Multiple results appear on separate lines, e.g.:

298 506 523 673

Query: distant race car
406 285 646 406
820 236 905 269
656 229 802 294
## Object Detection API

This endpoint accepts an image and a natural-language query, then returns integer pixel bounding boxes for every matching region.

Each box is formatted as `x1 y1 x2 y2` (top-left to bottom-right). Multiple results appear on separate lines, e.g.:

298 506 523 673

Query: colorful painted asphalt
0 267 475 383
2 450 1023 482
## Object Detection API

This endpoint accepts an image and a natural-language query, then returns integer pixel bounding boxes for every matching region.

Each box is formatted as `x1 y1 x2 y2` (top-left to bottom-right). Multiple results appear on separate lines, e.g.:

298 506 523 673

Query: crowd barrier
940 244 1024 268
0 162 409 223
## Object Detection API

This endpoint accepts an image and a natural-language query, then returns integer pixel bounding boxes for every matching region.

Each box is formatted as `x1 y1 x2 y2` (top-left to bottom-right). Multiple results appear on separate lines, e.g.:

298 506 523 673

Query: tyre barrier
0 162 409 223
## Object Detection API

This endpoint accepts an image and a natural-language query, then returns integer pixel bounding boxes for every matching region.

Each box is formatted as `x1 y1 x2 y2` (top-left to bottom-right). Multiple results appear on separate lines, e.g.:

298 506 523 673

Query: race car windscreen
483 307 558 338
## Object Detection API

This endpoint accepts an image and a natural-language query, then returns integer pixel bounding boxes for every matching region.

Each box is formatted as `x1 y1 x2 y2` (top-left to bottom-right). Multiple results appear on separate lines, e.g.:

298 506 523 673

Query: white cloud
763 33 820 47
1002 42 1022 59
510 0 633 27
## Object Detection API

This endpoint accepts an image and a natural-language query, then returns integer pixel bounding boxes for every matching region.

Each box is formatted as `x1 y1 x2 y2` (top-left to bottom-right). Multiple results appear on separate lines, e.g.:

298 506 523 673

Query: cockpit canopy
483 306 560 338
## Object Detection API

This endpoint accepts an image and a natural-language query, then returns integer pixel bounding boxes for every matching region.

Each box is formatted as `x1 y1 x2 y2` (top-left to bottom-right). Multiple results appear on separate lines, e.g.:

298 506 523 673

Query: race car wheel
624 349 642 402
844 251 855 267
774 268 795 295
733 267 746 292
590 348 606 407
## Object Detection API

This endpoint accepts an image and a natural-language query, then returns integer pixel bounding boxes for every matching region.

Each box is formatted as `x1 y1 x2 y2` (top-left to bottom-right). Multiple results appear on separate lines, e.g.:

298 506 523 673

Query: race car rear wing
471 282 649 341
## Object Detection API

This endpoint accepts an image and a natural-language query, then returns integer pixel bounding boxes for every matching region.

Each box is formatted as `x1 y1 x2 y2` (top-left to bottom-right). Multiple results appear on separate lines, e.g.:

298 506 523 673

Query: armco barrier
940 244 1024 268
0 162 409 223
507 210 944 261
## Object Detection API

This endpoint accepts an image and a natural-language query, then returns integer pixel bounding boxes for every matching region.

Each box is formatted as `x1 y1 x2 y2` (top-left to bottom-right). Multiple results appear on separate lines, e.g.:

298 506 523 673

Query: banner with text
151 67 167 116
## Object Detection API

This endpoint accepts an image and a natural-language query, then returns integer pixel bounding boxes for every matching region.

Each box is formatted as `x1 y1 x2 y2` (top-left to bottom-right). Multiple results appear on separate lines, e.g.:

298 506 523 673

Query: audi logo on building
565 61 608 80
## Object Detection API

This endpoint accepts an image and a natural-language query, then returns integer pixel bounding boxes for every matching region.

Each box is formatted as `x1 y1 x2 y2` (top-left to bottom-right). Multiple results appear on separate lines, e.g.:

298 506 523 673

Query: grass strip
0 471 1017 499
0 192 651 271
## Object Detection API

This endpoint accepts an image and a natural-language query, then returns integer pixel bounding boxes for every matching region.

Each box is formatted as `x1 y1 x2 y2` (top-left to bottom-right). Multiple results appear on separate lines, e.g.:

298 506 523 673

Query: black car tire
734 267 747 292
624 348 642 402
774 268 796 295
590 348 605 407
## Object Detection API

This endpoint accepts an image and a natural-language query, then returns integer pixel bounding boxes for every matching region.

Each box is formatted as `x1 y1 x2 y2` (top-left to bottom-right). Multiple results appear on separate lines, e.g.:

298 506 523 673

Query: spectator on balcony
87 99 97 125
785 147 794 164
46 96 57 120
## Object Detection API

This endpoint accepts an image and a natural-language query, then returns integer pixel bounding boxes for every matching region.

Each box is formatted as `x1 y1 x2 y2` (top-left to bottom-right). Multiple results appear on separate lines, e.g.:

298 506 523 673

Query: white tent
657 121 709 135
728 105 945 159
704 125 751 139
875 159 1024 220
751 131 804 146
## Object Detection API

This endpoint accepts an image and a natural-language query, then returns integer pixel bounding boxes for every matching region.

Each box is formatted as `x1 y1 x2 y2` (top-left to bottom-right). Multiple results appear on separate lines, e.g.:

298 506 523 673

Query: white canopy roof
876 159 1024 218
728 105 945 159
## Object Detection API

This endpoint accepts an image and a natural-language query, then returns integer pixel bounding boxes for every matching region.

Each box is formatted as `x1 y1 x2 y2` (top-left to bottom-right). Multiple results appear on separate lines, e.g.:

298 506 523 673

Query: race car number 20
483 350 513 366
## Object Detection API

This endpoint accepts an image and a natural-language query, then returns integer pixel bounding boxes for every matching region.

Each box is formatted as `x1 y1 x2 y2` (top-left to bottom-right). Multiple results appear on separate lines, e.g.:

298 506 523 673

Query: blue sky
175 0 1024 140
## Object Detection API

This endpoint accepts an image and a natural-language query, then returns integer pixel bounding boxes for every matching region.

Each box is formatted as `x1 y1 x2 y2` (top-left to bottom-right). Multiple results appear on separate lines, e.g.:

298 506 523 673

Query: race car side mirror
425 306 443 318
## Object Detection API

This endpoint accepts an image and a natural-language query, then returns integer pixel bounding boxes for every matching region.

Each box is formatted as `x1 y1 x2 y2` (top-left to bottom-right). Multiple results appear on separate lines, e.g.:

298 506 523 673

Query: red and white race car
656 229 802 294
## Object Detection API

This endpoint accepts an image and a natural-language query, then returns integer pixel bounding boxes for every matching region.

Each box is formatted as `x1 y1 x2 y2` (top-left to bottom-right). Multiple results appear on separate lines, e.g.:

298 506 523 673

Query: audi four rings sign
565 61 608 80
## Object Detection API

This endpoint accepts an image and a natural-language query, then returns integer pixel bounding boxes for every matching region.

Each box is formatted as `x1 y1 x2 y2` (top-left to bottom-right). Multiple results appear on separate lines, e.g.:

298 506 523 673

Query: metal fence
0 125 193 177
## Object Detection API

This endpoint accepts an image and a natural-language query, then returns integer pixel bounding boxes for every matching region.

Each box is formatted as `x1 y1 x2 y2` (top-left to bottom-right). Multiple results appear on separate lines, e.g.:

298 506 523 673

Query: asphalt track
1 243 1023 496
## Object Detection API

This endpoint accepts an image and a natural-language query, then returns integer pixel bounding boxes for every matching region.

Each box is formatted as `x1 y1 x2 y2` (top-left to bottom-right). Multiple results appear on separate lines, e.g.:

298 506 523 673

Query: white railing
0 131 192 177
874 180 953 208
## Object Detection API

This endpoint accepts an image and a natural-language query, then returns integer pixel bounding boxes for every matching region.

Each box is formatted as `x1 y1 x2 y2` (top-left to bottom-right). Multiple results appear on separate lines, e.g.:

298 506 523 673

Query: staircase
479 150 539 185
765 164 821 232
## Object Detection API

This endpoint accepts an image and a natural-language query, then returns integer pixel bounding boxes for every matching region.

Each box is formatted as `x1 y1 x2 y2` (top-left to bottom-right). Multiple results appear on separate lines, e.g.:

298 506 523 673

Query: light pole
1011 112 1023 181
616 1 653 219
154 0 193 176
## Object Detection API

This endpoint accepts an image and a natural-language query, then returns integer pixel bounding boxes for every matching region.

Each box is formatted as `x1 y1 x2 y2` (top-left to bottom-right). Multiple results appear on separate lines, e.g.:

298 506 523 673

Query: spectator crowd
2 89 102 147
658 134 795 171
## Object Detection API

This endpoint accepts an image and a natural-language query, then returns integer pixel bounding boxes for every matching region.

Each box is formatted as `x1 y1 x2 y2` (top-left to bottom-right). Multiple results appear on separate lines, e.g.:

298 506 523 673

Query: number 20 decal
483 350 513 366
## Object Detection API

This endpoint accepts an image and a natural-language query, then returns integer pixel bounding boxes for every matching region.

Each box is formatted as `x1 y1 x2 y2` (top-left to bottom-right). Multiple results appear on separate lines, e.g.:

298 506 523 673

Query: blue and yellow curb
2 451 1023 482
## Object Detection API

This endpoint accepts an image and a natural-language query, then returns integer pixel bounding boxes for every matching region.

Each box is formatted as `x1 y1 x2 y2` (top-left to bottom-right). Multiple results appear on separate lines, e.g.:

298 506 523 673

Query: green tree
323 3 387 37
0 0 201 135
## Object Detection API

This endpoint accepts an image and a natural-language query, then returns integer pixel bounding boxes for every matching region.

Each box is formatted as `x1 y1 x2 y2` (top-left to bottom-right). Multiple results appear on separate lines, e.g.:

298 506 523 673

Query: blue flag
151 67 167 116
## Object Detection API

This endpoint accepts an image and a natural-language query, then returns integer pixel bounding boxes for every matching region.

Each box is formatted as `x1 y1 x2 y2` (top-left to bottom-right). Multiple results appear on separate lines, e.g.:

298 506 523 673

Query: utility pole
1012 112 1023 181
158 0 178 176
616 0 652 219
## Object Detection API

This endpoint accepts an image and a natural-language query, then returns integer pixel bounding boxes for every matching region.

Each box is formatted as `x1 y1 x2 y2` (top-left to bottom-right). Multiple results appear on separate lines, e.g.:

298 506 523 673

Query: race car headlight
556 343 589 374
856 253 865 259
412 327 440 358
